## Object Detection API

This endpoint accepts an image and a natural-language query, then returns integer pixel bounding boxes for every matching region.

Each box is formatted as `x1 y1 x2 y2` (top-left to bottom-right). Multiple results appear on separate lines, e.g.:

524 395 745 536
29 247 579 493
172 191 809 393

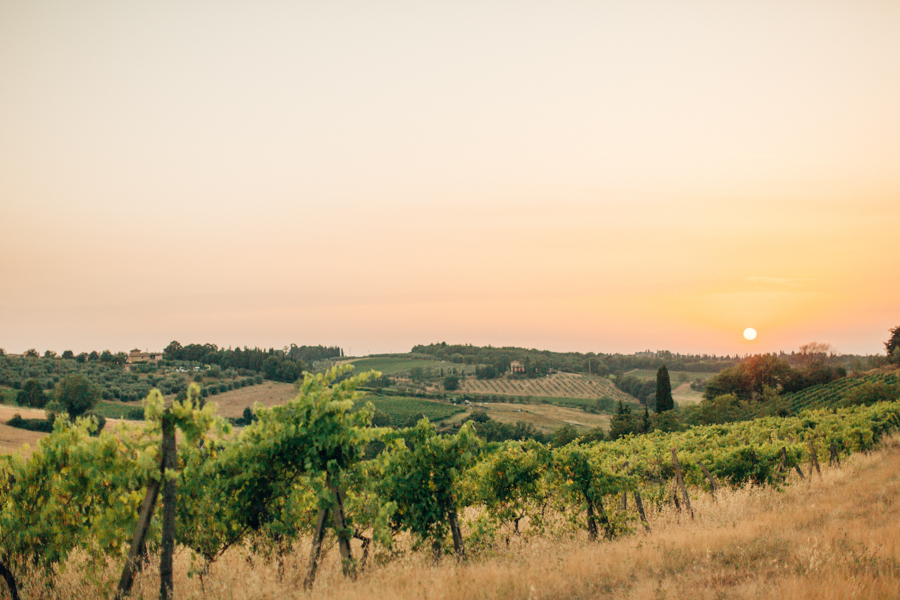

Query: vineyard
459 372 635 404
0 365 897 598
782 371 900 412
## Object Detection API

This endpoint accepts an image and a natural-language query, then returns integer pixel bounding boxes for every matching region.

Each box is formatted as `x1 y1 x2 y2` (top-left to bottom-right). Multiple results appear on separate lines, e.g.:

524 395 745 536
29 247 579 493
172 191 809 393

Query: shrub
17 379 48 408
7 413 54 433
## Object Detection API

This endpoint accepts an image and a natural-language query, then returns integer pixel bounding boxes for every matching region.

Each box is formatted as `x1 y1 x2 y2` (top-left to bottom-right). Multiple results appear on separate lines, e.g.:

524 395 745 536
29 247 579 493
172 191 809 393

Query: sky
1 1 899 358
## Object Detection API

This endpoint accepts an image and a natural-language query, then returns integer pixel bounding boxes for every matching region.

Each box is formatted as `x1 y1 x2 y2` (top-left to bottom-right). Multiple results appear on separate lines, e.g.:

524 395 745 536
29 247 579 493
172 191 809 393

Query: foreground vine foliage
0 366 897 598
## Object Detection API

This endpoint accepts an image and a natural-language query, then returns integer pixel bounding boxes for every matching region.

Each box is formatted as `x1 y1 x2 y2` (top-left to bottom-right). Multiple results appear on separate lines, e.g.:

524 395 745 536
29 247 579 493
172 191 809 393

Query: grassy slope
623 368 718 383
345 357 455 376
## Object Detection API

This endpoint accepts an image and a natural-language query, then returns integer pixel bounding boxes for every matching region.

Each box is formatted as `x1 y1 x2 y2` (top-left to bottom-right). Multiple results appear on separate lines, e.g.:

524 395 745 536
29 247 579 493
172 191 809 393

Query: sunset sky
2 1 898 358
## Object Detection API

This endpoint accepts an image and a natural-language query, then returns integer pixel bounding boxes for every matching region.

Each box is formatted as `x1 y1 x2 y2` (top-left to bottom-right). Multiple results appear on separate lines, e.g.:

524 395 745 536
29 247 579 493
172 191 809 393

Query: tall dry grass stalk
18 437 900 599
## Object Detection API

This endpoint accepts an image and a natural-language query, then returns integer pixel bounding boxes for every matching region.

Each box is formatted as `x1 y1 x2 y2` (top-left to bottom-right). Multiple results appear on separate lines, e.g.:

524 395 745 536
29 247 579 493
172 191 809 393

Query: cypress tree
656 365 674 413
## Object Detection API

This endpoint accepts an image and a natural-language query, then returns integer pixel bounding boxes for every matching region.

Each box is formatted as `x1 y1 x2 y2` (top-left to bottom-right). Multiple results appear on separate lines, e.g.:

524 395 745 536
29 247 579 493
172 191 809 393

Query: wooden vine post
115 468 162 599
829 442 841 468
621 461 650 532
448 510 467 560
327 476 355 578
633 491 651 532
585 499 599 541
115 407 177 600
808 440 822 479
160 410 177 600
780 446 805 480
303 506 330 589
696 461 719 500
670 448 693 519
305 473 354 589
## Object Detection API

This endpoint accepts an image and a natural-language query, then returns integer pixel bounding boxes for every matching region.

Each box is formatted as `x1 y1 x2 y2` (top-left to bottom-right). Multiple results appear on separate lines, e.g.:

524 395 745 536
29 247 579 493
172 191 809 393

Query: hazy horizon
2 2 898 358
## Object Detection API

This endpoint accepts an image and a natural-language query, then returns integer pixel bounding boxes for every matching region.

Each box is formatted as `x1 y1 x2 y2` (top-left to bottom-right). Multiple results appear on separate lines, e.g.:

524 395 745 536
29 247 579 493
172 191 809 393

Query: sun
743 327 758 341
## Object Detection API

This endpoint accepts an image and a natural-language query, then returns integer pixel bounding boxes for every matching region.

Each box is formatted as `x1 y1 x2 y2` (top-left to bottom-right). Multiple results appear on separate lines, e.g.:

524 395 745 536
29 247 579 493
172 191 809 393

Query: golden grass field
0 405 132 455
672 382 704 405
16 435 900 599
0 405 47 455
204 381 299 418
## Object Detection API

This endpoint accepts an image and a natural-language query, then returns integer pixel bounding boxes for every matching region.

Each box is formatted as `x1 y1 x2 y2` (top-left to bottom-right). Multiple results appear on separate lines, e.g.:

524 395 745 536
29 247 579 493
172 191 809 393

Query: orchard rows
460 372 631 402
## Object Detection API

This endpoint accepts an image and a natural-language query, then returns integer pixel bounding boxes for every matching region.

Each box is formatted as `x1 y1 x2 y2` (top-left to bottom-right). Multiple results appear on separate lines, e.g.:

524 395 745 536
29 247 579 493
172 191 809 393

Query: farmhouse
127 348 163 364
510 360 525 374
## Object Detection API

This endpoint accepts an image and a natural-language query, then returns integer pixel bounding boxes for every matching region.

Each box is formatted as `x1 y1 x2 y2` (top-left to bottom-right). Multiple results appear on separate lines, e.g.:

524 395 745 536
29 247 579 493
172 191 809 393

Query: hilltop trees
162 341 316 383
704 354 792 401
796 342 832 370
655 366 674 412
886 326 900 364
703 349 848 402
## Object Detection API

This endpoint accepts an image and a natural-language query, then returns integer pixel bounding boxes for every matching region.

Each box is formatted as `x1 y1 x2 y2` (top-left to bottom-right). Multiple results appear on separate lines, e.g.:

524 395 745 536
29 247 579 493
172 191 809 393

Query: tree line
162 342 341 383
412 342 739 378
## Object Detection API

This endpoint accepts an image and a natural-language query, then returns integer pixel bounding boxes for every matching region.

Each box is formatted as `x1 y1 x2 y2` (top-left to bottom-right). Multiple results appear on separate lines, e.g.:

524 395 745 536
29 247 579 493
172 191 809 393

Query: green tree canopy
54 374 99 418
17 379 47 409
609 400 638 439
704 354 792 401
442 374 460 391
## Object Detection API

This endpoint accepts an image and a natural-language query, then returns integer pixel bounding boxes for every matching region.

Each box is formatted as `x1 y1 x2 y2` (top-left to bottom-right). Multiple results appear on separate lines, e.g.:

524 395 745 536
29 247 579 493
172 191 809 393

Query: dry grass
22 436 900 599
672 382 704 405
0 405 133 456
0 406 53 455
205 382 298 418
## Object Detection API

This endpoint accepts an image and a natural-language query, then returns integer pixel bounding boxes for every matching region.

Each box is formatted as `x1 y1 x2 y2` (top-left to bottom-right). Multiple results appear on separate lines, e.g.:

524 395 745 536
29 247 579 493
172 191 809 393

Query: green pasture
354 394 463 427
347 357 454 377
623 369 717 383
94 401 146 420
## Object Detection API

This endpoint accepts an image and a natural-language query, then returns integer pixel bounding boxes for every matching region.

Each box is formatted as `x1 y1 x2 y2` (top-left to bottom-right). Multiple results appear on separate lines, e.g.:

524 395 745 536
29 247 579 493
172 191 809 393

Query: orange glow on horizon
1 2 898 356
